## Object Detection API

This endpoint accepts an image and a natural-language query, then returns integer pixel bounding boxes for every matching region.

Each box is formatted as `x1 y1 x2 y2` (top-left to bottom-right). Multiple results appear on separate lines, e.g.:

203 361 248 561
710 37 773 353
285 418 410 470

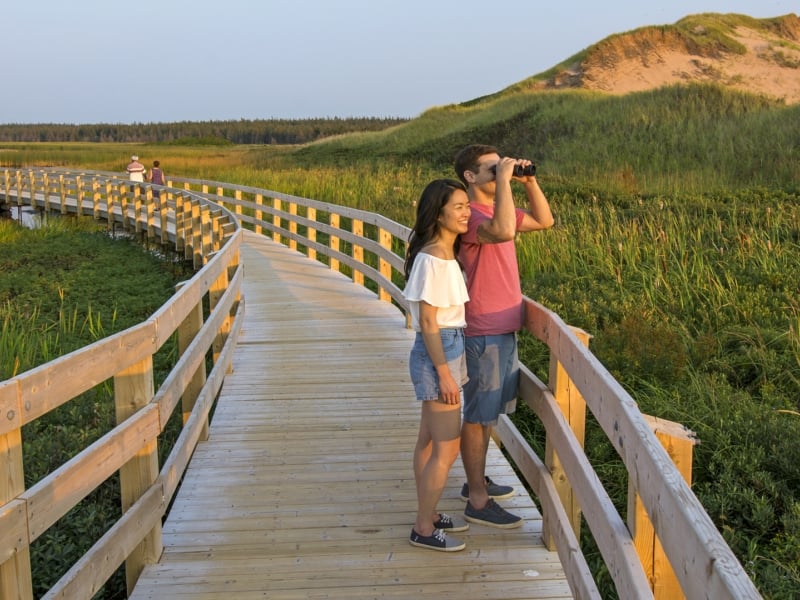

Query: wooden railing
0 168 762 599
0 168 243 599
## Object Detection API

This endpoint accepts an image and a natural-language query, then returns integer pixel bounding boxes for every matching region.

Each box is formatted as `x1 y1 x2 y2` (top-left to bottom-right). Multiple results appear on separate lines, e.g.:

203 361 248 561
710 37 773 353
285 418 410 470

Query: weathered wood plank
129 233 572 599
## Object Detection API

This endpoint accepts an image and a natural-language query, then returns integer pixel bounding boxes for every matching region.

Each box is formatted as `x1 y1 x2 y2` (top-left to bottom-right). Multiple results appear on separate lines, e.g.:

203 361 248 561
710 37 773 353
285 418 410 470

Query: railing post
628 415 697 600
378 227 392 302
234 189 242 220
15 170 24 224
0 419 34 600
119 182 130 230
329 213 341 273
174 192 187 253
132 180 143 214
543 327 592 550
254 193 264 235
134 190 144 235
272 197 281 243
2 170 10 215
184 196 195 256
201 210 213 264
59 174 68 215
306 206 317 261
92 178 101 221
159 191 169 246
39 172 47 213
211 213 223 254
75 176 84 217
288 202 298 251
29 171 37 211
191 201 203 269
209 262 231 367
351 219 364 286
163 180 172 210
176 283 209 439
114 356 162 595
146 190 157 242
105 181 115 231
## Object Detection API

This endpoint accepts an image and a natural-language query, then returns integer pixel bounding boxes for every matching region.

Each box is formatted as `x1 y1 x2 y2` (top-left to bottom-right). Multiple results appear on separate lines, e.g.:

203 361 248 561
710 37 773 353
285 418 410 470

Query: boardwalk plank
129 232 572 599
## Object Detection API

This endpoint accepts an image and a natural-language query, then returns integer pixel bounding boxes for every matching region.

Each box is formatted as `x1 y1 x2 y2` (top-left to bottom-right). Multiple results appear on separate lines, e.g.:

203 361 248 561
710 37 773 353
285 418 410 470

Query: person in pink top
454 144 554 529
148 160 165 201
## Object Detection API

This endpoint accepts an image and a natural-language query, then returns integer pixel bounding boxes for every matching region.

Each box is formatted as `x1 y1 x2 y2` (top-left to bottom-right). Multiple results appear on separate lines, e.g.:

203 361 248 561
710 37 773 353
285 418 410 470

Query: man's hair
454 144 498 185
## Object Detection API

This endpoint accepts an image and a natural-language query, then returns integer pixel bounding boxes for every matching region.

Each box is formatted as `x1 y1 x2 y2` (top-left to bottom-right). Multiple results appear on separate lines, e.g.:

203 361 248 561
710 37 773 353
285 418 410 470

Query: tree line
0 117 409 145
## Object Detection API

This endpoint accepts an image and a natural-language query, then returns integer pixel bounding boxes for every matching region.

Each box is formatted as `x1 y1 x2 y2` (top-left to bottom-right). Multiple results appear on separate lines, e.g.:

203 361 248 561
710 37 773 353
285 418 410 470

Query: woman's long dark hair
404 178 466 281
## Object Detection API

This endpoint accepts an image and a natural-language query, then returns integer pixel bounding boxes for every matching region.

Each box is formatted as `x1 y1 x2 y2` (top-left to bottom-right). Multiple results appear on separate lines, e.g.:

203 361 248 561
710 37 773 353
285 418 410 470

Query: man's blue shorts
408 328 468 401
462 333 519 425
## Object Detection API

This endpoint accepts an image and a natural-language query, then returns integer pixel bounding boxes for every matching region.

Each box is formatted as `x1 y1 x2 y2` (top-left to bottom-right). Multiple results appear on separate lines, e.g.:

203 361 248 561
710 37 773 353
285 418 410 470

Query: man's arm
518 176 554 232
476 157 519 244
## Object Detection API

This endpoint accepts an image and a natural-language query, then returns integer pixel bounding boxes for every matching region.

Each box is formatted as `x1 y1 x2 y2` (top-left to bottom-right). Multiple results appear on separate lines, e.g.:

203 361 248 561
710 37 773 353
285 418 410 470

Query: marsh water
5 205 44 228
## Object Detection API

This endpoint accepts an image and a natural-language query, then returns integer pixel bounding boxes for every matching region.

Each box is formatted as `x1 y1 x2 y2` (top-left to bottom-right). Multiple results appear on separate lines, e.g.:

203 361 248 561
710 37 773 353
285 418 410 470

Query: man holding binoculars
453 144 554 528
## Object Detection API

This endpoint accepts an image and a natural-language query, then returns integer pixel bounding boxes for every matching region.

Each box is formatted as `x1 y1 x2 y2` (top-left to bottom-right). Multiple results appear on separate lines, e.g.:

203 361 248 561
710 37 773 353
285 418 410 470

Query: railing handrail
0 168 761 599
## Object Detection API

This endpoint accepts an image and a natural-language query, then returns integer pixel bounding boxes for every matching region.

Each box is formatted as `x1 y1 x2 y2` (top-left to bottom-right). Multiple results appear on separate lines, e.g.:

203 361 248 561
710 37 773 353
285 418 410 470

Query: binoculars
489 162 536 177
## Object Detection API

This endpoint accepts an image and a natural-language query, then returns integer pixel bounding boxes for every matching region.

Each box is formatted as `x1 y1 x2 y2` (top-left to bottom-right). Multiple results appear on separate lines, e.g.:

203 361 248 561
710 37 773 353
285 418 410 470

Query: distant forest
0 117 409 145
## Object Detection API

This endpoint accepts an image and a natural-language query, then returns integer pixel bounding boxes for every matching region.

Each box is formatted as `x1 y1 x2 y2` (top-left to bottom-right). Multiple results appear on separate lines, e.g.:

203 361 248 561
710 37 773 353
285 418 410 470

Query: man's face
473 153 500 186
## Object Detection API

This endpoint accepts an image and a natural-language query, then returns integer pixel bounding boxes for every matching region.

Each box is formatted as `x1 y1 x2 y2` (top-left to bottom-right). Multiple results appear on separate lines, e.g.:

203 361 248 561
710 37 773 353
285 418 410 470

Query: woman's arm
419 301 460 405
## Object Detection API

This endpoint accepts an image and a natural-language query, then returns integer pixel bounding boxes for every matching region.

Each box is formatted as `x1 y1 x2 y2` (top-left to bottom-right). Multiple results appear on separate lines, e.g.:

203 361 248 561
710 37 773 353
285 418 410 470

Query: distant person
454 144 554 529
126 155 146 192
148 160 165 200
403 179 471 552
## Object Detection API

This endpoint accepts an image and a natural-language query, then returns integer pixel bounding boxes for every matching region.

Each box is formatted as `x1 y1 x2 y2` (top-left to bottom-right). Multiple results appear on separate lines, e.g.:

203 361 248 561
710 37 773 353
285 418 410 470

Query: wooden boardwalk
129 231 572 599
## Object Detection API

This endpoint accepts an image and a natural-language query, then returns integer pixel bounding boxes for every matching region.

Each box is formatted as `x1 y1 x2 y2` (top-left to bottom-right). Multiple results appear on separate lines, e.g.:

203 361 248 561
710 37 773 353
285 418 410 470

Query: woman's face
438 188 471 235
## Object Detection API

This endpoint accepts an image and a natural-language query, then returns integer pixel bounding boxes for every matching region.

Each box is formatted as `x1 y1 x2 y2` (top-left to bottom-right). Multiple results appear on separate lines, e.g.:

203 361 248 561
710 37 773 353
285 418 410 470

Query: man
126 155 146 191
454 144 554 528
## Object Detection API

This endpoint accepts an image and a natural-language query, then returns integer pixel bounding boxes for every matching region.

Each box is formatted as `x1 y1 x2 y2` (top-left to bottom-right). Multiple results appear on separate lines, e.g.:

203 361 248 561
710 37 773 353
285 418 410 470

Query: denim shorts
408 328 468 401
462 333 519 425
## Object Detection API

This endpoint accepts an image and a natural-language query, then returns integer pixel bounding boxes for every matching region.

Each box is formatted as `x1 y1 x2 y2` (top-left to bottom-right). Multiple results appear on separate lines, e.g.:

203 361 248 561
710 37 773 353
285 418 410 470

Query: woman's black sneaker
409 528 466 552
434 513 469 532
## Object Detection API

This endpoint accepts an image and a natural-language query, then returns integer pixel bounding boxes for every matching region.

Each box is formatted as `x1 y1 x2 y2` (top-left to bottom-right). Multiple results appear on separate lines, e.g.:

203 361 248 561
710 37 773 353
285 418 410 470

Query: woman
148 160 165 200
403 179 471 552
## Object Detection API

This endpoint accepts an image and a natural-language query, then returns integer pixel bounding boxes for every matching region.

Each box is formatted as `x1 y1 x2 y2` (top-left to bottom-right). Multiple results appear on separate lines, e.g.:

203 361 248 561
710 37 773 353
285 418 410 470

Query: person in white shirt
126 155 146 191
402 179 471 552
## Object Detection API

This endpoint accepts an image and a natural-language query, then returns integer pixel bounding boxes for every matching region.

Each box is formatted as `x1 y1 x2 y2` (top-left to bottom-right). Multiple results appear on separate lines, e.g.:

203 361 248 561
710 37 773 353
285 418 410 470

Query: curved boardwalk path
129 231 572 599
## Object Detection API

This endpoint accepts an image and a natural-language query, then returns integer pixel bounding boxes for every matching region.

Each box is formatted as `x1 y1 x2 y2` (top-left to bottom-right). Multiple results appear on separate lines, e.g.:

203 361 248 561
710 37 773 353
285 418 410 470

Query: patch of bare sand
576 27 800 104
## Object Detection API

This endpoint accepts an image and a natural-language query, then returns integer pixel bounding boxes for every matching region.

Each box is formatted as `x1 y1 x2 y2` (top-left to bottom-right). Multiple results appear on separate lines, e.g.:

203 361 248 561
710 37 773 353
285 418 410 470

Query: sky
1 0 794 124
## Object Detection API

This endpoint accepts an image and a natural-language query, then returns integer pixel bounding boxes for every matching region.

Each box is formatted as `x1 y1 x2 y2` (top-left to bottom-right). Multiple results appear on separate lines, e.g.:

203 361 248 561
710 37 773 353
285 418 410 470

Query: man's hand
494 156 518 183
514 158 537 184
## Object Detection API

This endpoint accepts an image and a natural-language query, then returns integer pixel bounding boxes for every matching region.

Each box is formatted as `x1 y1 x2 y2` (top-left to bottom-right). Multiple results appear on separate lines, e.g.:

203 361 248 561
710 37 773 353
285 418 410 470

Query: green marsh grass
0 218 193 597
514 187 800 596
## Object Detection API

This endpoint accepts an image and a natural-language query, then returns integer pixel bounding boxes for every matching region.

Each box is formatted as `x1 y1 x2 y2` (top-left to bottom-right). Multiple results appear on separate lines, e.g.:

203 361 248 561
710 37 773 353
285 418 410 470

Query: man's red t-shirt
458 202 526 337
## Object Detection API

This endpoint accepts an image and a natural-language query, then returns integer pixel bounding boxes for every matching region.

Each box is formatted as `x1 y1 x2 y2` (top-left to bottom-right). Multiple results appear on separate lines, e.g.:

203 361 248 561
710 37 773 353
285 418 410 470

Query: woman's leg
413 400 461 535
